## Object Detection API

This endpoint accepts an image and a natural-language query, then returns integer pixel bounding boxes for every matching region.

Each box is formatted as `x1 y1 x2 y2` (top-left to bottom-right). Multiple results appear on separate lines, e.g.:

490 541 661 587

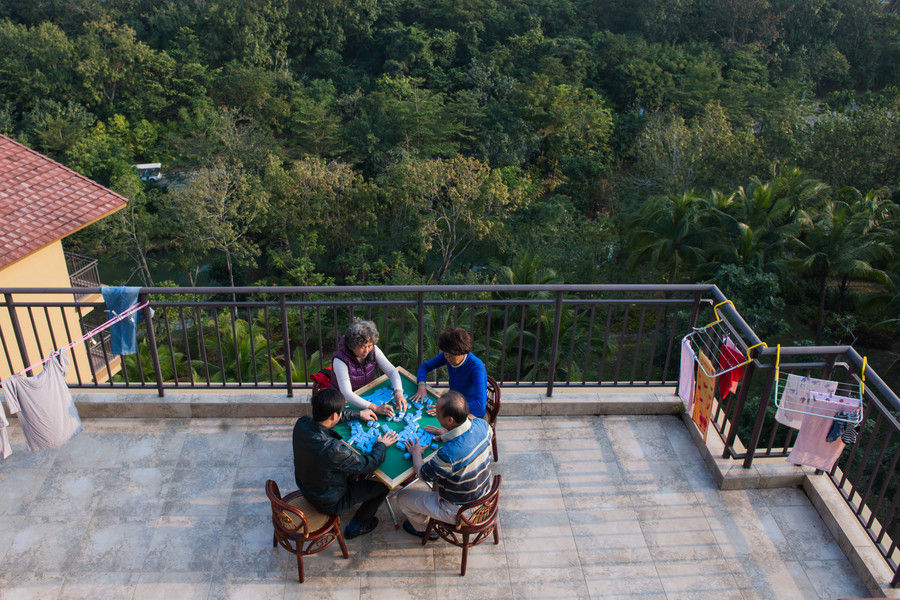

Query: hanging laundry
717 337 745 399
842 424 859 445
776 374 838 429
0 398 10 459
2 350 82 451
102 286 150 355
787 392 858 472
678 338 696 411
692 351 716 442
826 409 861 444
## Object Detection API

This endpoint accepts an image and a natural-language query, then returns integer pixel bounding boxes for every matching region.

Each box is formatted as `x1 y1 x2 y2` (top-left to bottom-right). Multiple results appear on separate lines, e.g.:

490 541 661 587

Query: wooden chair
486 376 501 461
265 480 348 583
422 474 502 576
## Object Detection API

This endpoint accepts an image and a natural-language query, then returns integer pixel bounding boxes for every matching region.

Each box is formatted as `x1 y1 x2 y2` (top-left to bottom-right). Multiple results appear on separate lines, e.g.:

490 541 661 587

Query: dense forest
0 0 897 369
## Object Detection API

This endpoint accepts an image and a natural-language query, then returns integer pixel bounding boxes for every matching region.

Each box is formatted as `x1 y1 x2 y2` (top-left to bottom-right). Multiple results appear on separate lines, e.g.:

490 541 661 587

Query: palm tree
194 312 284 383
786 197 892 342
698 169 826 276
290 349 330 385
119 339 197 383
625 192 713 283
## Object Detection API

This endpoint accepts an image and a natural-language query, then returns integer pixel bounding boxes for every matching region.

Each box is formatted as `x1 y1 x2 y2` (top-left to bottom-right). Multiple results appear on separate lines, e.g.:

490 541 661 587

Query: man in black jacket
293 388 398 539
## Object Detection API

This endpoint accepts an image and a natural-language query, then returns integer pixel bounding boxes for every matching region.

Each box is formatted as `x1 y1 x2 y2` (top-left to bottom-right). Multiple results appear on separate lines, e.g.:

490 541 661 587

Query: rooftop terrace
0 284 897 598
0 408 872 599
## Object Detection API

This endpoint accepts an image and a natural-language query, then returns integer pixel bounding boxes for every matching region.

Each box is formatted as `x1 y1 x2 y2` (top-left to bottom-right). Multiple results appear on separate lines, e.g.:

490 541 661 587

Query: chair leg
272 532 278 547
296 551 305 583
460 533 469 576
491 433 498 462
336 524 349 559
493 523 500 544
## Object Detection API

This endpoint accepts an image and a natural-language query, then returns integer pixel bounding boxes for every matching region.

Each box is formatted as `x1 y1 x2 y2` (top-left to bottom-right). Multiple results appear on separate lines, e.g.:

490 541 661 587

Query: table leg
385 476 422 528
385 495 400 528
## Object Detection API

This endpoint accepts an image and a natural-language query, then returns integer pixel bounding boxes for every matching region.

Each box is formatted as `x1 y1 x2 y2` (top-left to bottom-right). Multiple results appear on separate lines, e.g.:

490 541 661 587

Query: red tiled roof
0 134 128 270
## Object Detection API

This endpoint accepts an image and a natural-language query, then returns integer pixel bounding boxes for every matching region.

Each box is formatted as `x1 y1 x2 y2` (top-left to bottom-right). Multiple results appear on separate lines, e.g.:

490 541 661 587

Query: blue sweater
416 353 487 417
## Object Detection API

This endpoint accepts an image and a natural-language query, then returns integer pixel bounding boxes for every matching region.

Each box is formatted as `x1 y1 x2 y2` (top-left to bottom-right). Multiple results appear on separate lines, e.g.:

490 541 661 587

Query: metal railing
63 252 100 296
0 283 896 584
0 284 720 395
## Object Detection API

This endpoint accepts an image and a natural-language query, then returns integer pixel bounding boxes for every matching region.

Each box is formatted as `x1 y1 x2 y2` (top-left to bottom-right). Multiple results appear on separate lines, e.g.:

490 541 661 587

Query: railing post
417 292 424 366
140 292 165 397
280 293 293 398
742 366 776 468
546 291 564 397
688 291 702 328
723 359 755 458
4 293 32 375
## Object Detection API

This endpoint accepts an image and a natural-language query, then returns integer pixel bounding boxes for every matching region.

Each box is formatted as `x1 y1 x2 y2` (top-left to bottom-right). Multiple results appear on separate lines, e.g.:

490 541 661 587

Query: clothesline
13 300 150 378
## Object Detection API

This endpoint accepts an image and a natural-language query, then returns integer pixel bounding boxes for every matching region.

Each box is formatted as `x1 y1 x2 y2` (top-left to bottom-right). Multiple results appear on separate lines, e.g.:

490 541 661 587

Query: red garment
311 368 332 388
718 338 745 398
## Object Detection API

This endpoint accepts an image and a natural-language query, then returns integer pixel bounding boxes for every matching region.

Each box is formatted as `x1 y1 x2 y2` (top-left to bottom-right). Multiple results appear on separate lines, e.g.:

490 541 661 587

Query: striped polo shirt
419 417 493 505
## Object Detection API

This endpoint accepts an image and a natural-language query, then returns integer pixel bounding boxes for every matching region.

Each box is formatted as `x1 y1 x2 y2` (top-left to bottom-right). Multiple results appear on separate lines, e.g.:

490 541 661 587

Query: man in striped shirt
396 390 493 538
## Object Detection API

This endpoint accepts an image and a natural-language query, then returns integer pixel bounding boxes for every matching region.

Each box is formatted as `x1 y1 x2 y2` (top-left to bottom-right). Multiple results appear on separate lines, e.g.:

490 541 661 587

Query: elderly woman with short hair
330 319 406 416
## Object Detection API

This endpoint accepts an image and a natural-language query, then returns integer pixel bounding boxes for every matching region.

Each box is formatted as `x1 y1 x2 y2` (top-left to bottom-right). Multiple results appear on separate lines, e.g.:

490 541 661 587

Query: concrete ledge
72 386 682 418
804 470 900 598
74 389 312 419
679 404 806 490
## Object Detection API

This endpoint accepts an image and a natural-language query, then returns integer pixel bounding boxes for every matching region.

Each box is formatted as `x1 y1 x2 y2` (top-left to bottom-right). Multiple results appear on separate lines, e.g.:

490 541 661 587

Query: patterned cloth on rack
692 351 716 442
775 374 838 429
1 350 81 450
826 411 858 443
717 337 745 399
678 338 696 411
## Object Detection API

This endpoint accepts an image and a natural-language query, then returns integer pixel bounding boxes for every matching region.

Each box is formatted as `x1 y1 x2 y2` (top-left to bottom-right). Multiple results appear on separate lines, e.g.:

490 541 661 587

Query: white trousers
394 481 459 531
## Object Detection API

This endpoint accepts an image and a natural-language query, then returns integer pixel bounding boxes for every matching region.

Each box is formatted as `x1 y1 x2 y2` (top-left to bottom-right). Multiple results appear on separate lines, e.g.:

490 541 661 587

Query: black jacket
292 410 386 514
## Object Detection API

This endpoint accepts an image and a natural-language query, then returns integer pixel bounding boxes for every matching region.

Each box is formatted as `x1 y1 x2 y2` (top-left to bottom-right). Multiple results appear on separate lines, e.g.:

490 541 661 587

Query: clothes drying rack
772 344 865 426
682 299 765 379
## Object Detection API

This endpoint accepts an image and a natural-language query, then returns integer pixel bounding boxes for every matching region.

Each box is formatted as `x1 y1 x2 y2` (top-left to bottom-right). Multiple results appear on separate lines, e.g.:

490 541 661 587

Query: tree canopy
0 0 897 368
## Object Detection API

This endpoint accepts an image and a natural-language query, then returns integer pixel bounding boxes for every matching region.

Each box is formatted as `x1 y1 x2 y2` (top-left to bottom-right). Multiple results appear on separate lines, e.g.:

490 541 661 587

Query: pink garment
0 399 10 459
787 396 851 471
678 338 696 411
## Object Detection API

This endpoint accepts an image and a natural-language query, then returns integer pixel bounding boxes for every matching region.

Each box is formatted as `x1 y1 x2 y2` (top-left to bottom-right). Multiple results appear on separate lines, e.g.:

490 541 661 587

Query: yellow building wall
0 241 118 384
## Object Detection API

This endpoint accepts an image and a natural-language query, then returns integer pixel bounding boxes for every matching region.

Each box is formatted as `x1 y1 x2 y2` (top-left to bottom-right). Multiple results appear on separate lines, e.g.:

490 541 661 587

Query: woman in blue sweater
410 327 487 418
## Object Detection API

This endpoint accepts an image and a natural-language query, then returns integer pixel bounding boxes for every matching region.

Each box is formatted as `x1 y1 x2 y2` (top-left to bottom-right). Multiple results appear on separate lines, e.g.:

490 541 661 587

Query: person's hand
377 431 398 447
393 390 407 412
359 408 377 423
410 384 427 403
404 440 424 457
426 405 436 416
373 403 395 418
424 425 446 437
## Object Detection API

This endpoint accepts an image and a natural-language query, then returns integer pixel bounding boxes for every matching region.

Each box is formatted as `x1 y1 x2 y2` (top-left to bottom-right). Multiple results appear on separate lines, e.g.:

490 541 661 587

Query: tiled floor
0 415 871 600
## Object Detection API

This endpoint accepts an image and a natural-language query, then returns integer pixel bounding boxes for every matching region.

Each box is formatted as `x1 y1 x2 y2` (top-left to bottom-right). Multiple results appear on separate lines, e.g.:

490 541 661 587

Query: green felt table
332 367 442 488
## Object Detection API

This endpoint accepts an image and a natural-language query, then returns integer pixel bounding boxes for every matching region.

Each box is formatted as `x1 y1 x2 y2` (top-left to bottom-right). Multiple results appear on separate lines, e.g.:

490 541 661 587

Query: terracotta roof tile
0 135 128 270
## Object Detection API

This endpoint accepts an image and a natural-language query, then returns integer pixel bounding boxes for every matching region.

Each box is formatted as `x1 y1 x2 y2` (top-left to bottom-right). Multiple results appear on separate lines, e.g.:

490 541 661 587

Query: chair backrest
485 376 501 425
265 479 311 538
455 474 501 531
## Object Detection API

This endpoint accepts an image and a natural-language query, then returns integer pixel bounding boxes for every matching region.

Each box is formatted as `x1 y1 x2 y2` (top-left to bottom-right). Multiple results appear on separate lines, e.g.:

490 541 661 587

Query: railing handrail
0 284 720 295
753 345 900 413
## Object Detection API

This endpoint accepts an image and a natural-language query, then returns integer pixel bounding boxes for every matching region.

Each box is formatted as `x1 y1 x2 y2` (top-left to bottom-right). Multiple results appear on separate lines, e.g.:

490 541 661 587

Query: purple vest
331 336 378 391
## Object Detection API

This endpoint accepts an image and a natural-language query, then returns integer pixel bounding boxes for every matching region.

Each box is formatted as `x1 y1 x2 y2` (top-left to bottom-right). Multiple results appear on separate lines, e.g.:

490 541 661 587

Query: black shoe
402 519 438 540
344 517 378 540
